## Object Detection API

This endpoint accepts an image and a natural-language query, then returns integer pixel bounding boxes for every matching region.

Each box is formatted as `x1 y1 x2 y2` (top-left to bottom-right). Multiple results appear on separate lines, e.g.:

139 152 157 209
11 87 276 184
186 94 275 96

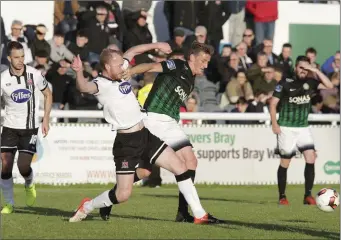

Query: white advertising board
9 124 340 185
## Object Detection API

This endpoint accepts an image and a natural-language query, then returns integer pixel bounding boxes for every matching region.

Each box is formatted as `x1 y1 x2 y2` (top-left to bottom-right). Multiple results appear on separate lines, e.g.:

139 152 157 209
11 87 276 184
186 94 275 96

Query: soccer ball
316 188 340 212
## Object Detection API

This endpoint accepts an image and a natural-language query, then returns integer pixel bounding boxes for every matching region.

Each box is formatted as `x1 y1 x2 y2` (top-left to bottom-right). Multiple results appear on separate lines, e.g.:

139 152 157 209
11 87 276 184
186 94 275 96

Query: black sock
178 170 195 214
304 163 315 197
277 165 288 199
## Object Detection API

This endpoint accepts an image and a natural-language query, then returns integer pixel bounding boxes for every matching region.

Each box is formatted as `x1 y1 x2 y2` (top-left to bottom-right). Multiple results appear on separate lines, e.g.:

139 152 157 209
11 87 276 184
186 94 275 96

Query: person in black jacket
84 5 110 64
163 1 204 38
198 1 230 52
123 12 153 65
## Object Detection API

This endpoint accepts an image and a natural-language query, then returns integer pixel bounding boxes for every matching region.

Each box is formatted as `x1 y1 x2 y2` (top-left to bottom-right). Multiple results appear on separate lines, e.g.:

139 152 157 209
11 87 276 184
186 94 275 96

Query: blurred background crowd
0 0 340 126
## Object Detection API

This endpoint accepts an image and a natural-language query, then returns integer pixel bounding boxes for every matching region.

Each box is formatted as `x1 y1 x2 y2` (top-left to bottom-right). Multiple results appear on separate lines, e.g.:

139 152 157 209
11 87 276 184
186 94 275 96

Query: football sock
178 169 195 214
1 172 14 205
22 167 34 187
84 189 118 214
277 165 287 199
175 170 206 219
304 163 315 197
99 172 141 213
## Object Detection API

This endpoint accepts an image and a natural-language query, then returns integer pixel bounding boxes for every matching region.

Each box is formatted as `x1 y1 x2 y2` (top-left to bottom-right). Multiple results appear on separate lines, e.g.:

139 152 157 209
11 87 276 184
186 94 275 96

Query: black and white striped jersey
1 65 48 129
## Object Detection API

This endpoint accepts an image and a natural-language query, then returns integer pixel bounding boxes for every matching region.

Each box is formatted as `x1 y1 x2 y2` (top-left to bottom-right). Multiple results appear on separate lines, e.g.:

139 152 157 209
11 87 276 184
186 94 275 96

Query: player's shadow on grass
14 206 95 221
215 220 339 240
142 193 271 205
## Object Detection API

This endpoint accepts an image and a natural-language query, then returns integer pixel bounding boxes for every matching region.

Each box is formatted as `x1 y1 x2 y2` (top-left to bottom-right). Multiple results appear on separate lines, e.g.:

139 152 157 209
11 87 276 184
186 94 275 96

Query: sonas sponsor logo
11 89 32 103
289 95 310 104
175 86 188 102
324 161 340 175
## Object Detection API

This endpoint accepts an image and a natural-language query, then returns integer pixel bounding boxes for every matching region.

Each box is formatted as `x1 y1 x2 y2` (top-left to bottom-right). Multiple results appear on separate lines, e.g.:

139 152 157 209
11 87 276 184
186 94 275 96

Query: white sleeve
92 79 104 96
35 71 49 91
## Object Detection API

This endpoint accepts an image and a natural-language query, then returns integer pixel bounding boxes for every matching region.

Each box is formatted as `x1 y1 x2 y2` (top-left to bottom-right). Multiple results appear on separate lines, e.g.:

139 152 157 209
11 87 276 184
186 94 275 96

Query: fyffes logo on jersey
324 161 340 175
175 86 188 102
11 89 32 103
119 82 132 94
289 95 310 104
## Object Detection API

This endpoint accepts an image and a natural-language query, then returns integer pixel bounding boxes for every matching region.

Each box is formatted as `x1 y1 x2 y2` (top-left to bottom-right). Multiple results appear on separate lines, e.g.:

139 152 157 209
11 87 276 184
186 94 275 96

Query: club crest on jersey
119 81 132 94
275 84 283 92
27 78 33 85
166 60 176 70
303 83 309 90
11 89 32 103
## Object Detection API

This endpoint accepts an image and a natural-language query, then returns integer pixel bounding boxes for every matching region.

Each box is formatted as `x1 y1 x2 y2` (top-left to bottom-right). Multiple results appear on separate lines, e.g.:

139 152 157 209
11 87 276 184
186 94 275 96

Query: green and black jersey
144 59 195 122
272 77 319 127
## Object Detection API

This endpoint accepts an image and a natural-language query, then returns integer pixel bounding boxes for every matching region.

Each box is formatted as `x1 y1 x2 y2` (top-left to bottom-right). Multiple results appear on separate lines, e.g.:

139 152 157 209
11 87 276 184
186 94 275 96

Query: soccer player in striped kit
0 41 52 214
270 56 333 205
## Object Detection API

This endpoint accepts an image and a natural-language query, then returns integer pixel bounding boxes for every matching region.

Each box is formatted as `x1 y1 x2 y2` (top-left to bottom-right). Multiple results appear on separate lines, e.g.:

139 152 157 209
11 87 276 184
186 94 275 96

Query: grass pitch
1 184 340 239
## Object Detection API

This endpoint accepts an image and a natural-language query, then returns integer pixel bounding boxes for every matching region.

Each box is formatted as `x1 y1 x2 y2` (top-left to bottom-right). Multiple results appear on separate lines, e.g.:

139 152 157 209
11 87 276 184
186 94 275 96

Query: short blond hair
99 48 123 70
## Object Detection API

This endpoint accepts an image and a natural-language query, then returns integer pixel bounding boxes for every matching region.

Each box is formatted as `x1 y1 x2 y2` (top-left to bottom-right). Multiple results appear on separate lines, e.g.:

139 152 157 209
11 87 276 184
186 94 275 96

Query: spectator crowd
0 0 339 125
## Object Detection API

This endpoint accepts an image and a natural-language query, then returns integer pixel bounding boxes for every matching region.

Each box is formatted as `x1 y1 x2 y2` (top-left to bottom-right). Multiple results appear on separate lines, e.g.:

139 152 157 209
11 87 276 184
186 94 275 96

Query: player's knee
304 150 316 164
136 168 151 179
115 188 132 203
280 158 291 168
1 153 14 173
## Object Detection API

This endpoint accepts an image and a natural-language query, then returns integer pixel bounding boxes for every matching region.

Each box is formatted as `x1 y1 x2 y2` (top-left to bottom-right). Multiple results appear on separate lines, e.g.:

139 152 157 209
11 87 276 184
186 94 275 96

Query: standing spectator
227 0 246 47
184 26 210 51
48 31 74 64
278 43 294 78
236 41 253 71
123 12 153 64
1 17 6 46
54 0 79 35
29 24 51 59
163 1 204 38
199 1 230 52
166 28 186 51
7 20 33 64
84 5 110 64
305 47 320 69
226 70 254 103
122 0 152 29
262 39 278 66
245 0 278 44
88 1 126 48
321 51 340 76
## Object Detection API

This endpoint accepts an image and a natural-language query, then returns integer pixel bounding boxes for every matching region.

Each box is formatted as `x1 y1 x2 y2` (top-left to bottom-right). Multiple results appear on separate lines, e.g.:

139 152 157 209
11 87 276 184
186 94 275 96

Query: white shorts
143 112 192 151
277 126 315 158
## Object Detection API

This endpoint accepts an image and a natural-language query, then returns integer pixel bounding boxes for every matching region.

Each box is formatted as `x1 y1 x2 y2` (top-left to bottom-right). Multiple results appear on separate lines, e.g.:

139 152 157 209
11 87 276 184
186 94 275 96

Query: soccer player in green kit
99 41 222 223
270 56 333 205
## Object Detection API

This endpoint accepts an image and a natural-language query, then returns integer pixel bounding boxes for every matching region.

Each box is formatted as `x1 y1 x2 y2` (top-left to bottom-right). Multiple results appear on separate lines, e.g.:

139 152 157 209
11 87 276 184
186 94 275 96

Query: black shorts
1 127 39 155
113 127 168 174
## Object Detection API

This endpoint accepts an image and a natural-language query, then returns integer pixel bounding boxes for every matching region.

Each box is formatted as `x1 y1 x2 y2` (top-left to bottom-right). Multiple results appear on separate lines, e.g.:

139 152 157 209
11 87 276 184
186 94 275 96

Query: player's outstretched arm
122 62 163 80
123 42 172 62
72 55 98 94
